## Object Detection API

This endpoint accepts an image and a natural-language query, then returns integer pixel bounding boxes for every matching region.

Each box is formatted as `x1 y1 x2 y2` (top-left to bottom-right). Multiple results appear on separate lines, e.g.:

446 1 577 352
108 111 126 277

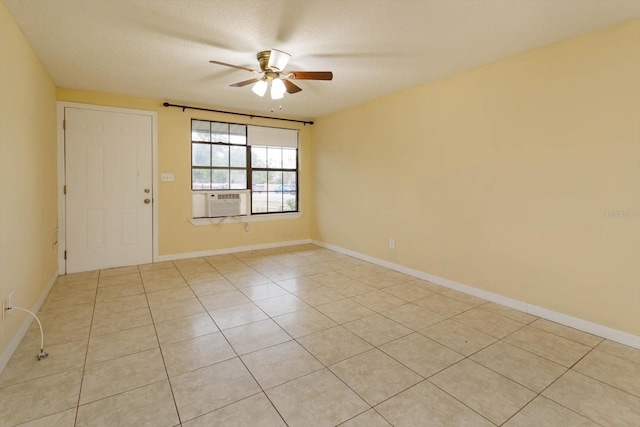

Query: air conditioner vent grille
217 193 240 200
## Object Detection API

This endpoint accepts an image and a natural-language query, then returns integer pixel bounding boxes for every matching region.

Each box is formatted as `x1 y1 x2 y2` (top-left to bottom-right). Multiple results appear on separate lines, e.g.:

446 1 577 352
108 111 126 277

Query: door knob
144 198 151 204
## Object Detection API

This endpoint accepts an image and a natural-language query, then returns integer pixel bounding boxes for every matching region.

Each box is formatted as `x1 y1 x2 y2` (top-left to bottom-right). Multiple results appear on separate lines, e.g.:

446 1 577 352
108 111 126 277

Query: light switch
161 173 175 182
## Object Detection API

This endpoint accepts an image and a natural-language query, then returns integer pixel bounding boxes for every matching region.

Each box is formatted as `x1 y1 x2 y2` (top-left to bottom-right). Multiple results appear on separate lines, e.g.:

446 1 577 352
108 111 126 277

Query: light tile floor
1 244 639 426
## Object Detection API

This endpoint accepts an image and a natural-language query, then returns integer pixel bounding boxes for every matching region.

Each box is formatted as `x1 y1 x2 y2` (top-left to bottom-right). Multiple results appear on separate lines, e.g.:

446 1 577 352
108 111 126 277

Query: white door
65 107 153 273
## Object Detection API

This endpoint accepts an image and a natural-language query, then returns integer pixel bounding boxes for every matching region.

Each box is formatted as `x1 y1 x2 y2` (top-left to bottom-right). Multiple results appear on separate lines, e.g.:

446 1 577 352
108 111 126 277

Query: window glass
230 124 247 145
230 170 246 189
267 192 283 212
212 169 229 189
230 146 246 167
283 171 296 193
252 171 267 191
284 193 297 211
283 148 296 169
212 145 229 167
252 192 267 213
267 147 282 169
192 169 211 190
251 146 267 168
211 122 229 143
268 171 283 191
192 143 211 166
192 120 211 142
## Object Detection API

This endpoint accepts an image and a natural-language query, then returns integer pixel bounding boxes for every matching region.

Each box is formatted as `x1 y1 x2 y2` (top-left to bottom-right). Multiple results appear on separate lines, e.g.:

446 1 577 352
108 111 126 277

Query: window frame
190 119 299 216
250 145 299 215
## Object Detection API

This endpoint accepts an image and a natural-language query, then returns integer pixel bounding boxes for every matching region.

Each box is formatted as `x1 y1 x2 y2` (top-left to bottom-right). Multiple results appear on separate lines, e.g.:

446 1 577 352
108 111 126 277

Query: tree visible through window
191 119 298 214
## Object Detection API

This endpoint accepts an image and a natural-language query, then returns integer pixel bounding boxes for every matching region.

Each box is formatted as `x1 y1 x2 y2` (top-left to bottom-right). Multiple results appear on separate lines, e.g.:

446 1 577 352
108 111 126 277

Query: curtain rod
162 102 314 125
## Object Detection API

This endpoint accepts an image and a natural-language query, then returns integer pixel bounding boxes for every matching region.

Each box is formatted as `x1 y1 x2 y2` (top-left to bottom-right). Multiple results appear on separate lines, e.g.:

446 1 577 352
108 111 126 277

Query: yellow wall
312 19 640 335
56 90 313 257
0 1 58 358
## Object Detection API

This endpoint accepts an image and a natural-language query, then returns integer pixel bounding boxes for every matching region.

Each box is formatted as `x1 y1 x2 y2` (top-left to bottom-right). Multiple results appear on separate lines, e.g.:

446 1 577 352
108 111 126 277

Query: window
191 120 247 190
251 146 297 213
191 119 298 215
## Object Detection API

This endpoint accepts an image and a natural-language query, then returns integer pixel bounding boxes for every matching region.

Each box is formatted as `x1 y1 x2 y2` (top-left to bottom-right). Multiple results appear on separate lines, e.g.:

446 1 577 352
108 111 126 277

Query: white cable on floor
6 306 48 360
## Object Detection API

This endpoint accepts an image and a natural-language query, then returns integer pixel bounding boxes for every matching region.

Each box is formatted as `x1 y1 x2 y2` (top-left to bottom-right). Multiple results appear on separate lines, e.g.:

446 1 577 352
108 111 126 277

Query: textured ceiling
4 0 640 120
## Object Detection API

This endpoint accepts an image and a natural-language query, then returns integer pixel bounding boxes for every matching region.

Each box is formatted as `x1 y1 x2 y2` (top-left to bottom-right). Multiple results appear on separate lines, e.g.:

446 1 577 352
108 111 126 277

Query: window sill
190 212 302 226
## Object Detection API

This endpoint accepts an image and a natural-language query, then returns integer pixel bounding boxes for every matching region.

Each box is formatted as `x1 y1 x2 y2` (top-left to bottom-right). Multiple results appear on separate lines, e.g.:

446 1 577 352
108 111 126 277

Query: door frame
57 101 159 274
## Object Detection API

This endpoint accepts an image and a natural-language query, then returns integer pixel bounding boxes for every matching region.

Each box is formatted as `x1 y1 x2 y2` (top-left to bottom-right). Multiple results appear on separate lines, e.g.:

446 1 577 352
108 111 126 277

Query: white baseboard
0 270 59 374
527 304 640 350
158 239 313 262
312 240 640 350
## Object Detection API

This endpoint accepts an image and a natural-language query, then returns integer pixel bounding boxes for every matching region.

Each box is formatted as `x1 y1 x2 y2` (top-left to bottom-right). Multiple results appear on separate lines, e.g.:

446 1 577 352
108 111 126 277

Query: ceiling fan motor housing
257 50 272 72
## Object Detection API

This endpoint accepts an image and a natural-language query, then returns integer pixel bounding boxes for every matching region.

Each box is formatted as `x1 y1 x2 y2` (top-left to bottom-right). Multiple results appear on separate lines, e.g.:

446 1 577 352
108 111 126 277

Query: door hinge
63 185 66 195
63 119 66 130
64 250 67 260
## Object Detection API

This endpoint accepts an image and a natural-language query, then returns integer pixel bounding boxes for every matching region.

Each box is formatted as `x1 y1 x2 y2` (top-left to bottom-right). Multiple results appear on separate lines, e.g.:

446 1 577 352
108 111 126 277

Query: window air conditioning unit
205 190 250 218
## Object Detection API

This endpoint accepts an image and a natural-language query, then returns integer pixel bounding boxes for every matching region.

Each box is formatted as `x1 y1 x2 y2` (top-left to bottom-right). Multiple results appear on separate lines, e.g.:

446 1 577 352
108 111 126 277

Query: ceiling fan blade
209 60 261 74
282 79 302 94
230 78 261 87
287 71 333 80
268 49 291 71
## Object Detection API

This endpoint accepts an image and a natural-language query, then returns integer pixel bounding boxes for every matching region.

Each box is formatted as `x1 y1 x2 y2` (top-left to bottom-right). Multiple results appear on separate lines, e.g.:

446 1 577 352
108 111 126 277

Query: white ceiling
5 0 640 120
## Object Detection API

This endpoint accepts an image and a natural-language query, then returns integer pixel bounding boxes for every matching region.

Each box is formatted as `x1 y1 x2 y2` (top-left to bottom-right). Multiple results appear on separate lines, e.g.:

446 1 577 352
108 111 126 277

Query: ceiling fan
210 49 333 100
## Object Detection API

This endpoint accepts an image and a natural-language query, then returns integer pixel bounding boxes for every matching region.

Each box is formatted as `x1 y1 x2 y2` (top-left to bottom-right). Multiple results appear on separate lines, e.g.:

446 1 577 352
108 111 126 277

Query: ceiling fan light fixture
212 50 333 98
252 79 268 97
267 49 291 71
270 78 286 99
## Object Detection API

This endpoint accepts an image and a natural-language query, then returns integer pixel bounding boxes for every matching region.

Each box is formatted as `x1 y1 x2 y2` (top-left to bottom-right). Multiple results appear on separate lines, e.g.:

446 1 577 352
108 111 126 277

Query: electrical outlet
1 299 5 321
389 239 395 249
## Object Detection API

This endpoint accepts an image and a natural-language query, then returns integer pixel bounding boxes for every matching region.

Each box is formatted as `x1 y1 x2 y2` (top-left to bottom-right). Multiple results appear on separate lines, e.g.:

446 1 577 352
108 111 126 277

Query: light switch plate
161 173 175 182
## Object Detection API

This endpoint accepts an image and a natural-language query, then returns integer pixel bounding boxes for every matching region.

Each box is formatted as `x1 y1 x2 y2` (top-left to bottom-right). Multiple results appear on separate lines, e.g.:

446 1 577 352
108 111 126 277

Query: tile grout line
71 269 103 426
422 378 502 426
531 364 605 426
140 262 183 426
534 342 638 424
